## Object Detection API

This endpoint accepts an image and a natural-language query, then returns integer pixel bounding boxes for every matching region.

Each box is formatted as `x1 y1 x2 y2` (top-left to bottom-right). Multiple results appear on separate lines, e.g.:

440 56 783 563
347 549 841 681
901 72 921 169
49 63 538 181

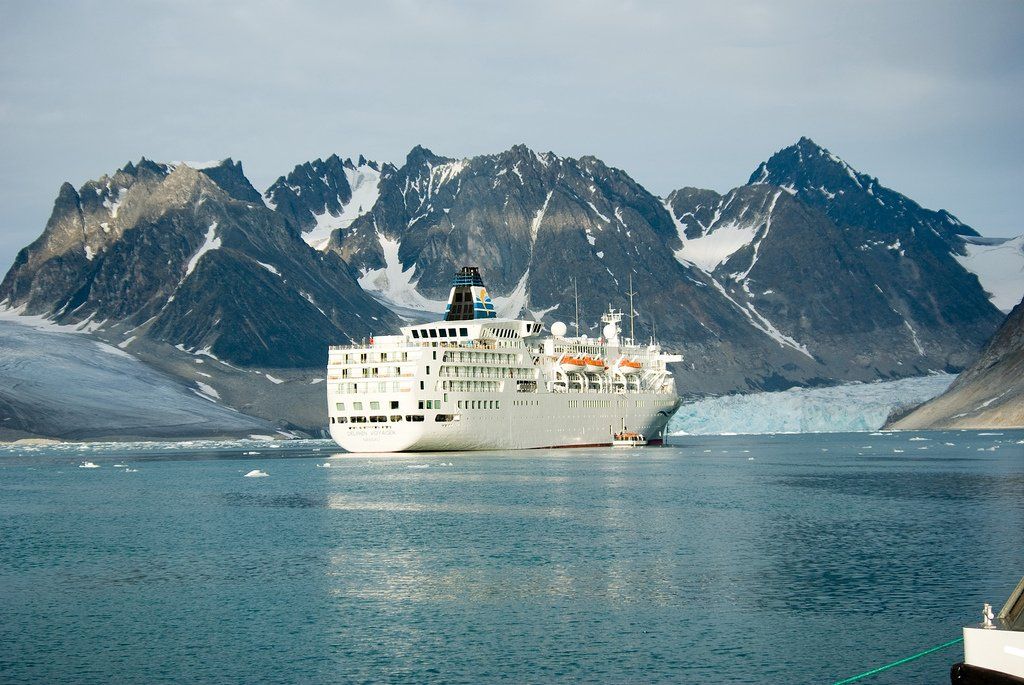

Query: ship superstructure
327 267 681 452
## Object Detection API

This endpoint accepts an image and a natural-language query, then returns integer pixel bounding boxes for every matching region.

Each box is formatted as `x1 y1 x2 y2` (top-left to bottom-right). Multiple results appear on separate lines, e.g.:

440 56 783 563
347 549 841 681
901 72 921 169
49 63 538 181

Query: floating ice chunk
113 463 127 467
407 464 430 469
908 437 929 441
317 463 332 468
124 468 139 473
978 432 1003 436
78 461 100 468
893 449 904 453
244 469 269 478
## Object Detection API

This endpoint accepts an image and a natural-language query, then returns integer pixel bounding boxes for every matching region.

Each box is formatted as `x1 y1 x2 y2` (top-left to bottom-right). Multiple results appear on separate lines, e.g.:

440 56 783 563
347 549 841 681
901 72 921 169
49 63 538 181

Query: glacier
668 373 956 435
0 314 275 440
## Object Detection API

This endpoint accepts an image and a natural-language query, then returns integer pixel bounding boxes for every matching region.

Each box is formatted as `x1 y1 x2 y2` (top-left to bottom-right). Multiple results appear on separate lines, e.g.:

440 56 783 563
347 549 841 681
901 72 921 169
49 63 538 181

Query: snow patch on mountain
675 221 759 273
303 164 381 250
492 270 529 318
954 234 1024 312
185 222 220 276
669 373 955 435
358 233 446 313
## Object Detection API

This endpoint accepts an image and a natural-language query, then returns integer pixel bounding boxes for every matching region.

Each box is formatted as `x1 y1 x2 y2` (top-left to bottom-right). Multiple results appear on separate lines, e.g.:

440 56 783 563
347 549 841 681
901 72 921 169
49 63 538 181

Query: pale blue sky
1 1 1021 271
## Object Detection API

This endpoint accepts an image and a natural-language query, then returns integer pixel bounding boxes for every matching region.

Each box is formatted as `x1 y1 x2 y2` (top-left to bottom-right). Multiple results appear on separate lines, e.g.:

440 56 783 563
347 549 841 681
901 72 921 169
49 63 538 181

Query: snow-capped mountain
0 158 400 369
301 139 1007 393
264 154 387 250
664 137 1006 382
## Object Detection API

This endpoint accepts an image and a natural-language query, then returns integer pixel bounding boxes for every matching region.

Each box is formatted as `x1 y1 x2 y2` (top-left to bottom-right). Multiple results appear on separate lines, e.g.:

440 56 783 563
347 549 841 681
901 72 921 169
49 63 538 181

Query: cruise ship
327 267 682 452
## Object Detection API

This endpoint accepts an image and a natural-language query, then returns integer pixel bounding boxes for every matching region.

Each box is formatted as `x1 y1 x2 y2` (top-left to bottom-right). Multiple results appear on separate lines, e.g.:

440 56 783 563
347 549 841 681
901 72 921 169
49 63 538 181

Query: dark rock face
889 295 1024 428
196 158 263 204
0 161 400 368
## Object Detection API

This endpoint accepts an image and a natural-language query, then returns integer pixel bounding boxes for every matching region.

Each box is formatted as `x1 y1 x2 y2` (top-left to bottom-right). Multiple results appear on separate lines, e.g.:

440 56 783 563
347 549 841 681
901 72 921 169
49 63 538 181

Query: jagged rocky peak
405 144 451 167
264 152 386 249
187 158 262 204
1 154 401 368
748 136 878 195
746 137 978 241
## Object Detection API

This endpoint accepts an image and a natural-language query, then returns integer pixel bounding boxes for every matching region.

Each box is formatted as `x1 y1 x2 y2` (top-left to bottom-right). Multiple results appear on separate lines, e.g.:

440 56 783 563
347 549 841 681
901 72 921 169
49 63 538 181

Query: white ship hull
328 390 677 452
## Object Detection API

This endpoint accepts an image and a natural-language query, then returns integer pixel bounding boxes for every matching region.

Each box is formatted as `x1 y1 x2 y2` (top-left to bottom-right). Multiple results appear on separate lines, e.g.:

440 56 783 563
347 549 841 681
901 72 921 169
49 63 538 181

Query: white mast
627 273 637 343
573 277 580 337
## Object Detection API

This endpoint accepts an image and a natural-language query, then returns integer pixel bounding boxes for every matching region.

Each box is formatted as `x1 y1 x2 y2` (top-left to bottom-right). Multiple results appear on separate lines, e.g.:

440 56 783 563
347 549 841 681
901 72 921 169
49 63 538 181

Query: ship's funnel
445 266 496 321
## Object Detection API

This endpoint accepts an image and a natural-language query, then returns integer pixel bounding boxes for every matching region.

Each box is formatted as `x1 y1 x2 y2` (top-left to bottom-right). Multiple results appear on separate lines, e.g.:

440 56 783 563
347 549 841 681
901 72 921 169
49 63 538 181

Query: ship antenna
573 277 580 337
626 273 637 343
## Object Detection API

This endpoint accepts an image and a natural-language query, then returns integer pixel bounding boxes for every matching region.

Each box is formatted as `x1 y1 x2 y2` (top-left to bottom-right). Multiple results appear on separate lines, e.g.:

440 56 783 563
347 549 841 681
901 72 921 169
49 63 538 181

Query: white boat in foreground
952 575 1024 683
327 267 681 452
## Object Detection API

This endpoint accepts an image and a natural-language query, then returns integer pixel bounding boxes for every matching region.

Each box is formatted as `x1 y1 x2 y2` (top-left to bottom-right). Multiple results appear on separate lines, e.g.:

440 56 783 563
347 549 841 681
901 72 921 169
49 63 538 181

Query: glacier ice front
668 374 955 435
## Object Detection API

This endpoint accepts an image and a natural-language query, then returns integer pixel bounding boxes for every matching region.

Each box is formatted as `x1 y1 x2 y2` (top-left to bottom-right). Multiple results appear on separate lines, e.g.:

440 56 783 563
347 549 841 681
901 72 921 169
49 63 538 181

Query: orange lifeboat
583 356 606 373
559 356 586 374
617 358 641 375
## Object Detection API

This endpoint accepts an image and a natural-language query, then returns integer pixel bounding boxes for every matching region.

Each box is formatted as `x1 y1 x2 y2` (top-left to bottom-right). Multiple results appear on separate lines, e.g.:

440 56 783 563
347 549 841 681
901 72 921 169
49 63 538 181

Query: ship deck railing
329 339 513 352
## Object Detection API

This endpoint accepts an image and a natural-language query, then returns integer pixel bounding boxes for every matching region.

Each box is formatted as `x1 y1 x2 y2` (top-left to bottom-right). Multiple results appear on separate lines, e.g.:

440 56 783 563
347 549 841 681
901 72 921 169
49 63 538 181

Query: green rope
831 636 963 684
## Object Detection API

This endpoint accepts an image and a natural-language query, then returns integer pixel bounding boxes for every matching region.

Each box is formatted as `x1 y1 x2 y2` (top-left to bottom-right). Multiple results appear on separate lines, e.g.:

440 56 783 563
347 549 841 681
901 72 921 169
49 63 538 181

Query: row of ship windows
443 351 518 364
340 352 410 364
457 400 500 409
336 366 410 378
512 400 540 406
440 380 502 392
331 415 426 424
335 401 400 411
439 367 533 379
567 399 613 408
412 327 469 339
333 415 463 424
335 382 409 394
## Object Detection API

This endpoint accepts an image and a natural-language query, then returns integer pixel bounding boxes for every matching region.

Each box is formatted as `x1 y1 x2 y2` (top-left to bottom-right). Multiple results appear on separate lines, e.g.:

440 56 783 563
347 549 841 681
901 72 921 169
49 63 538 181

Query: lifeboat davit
583 356 606 373
559 356 586 374
616 358 641 375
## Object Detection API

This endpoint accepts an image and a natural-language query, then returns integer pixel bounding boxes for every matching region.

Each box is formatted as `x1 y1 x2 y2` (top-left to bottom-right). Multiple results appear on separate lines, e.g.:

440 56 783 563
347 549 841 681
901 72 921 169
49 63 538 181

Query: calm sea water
1 431 1022 684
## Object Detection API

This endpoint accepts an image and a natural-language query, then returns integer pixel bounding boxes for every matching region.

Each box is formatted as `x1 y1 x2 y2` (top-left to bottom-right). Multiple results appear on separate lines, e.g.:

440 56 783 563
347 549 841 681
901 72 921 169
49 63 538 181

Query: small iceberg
316 463 332 468
244 469 269 478
113 463 128 467
124 468 139 473
244 451 260 456
407 464 430 469
78 461 100 469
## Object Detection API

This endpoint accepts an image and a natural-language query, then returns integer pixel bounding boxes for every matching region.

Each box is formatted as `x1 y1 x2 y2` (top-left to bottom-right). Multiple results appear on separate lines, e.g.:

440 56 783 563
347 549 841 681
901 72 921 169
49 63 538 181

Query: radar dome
602 323 617 340
551 321 567 337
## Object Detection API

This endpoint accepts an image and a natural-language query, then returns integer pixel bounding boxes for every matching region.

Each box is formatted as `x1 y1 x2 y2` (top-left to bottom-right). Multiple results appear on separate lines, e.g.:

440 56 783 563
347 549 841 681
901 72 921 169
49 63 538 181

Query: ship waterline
327 267 681 452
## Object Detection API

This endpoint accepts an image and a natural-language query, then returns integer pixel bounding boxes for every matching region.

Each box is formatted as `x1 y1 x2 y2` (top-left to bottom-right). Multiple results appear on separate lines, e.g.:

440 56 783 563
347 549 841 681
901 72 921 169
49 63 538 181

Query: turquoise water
1 431 1022 684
